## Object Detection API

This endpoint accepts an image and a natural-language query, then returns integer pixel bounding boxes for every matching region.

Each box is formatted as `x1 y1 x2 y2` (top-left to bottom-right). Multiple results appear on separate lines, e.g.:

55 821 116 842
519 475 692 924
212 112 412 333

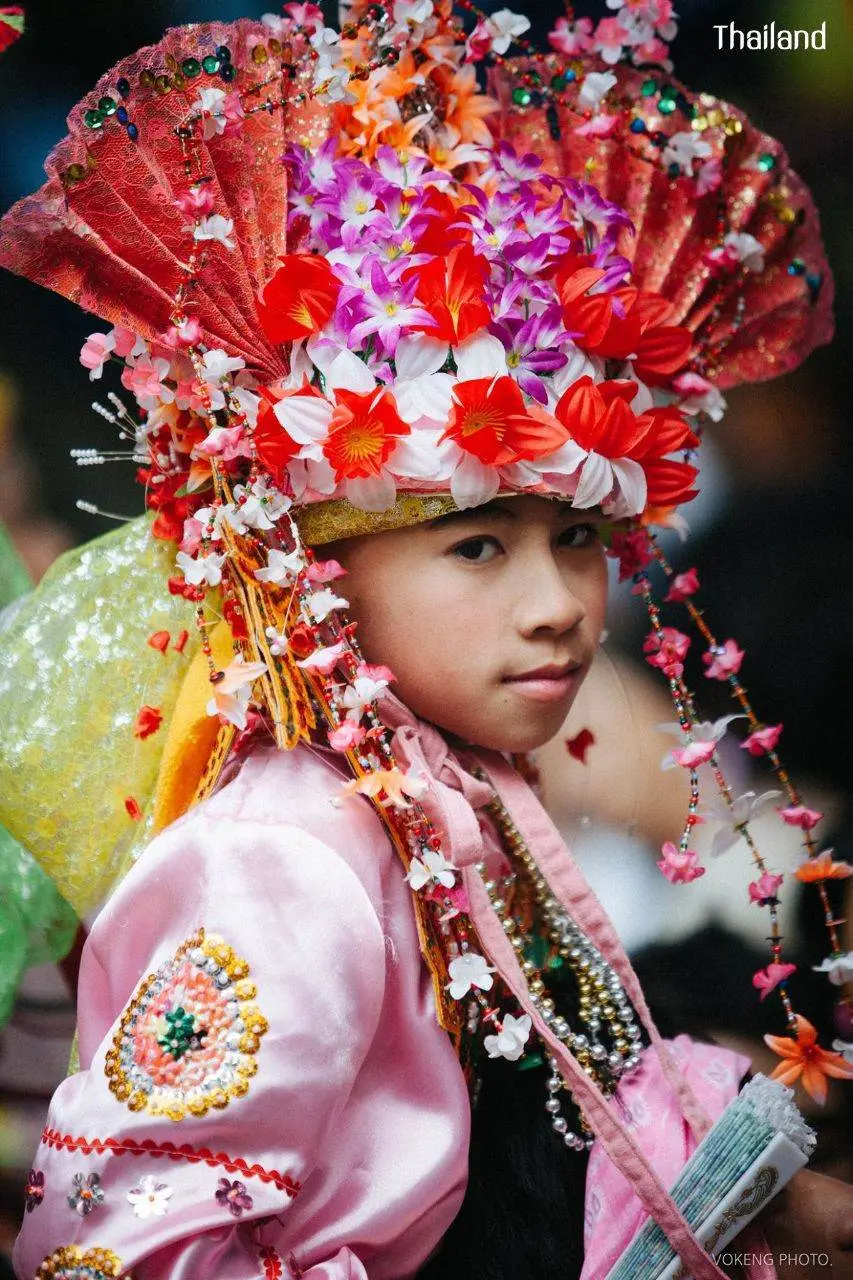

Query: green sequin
202 54 221 74
658 97 676 115
512 86 533 107
641 78 658 97
98 96 117 115
181 57 202 78
758 152 776 171
83 108 105 129
550 73 568 92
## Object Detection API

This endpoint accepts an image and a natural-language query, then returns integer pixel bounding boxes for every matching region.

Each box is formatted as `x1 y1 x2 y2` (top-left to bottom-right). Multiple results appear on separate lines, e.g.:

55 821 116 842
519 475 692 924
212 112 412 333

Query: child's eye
451 536 502 563
559 522 600 549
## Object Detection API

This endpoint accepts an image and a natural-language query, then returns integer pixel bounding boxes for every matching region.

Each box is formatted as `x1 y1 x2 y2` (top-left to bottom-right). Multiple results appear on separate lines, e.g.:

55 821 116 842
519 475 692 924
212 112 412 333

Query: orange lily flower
794 850 853 883
443 376 566 466
323 388 410 481
764 1014 853 1105
408 243 490 344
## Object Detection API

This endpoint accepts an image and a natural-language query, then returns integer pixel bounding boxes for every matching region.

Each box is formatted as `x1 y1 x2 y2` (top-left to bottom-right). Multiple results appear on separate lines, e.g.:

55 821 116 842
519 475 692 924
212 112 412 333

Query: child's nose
516 559 587 636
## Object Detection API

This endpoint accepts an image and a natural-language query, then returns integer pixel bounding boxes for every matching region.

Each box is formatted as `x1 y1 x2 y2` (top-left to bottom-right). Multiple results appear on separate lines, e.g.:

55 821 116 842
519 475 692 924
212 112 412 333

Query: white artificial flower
657 714 745 771
127 1176 173 1220
722 232 766 273
447 951 495 1000
702 789 783 859
193 215 235 250
175 549 226 587
206 656 268 730
254 548 304 586
309 587 350 622
201 348 246 382
662 131 712 175
577 71 617 110
813 952 853 987
192 86 228 140
484 1012 533 1062
833 1039 853 1064
405 849 457 891
226 480 291 532
340 672 390 719
486 8 531 54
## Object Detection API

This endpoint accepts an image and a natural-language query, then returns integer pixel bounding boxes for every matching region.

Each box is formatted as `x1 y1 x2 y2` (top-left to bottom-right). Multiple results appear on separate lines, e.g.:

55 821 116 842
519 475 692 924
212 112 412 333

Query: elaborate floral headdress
0 0 849 1103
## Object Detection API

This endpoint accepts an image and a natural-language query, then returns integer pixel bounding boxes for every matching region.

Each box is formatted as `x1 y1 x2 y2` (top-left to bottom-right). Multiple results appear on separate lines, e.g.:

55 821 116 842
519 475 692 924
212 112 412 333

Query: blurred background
0 0 851 1270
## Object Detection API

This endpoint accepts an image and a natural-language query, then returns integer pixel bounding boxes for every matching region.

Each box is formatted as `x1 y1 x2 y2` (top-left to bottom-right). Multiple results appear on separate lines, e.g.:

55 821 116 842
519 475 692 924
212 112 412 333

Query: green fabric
0 523 78 1027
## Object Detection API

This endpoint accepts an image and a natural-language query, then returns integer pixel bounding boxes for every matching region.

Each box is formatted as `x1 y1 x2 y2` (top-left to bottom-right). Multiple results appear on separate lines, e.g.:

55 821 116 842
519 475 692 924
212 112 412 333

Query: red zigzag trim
41 1128 301 1197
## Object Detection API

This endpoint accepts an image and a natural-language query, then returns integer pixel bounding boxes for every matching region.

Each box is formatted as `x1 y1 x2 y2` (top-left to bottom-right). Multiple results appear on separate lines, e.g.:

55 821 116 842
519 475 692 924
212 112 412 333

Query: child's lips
502 663 582 702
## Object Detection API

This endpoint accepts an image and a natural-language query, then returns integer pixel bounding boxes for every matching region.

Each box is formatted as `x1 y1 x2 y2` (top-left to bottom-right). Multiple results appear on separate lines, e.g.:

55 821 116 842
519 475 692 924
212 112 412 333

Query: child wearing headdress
1 4 851 1279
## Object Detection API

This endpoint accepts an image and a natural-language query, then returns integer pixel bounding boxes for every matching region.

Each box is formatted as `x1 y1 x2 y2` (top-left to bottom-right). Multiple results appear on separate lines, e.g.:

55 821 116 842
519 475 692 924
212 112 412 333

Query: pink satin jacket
13 702 769 1280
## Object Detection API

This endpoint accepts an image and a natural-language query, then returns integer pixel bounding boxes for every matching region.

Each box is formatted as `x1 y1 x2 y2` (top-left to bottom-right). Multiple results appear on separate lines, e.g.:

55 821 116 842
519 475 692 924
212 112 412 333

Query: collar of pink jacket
380 693 776 1280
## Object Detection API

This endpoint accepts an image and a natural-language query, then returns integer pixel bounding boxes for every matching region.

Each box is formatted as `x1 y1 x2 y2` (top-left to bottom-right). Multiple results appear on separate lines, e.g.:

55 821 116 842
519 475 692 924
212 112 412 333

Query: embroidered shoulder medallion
36 1245 128 1277
105 929 268 1121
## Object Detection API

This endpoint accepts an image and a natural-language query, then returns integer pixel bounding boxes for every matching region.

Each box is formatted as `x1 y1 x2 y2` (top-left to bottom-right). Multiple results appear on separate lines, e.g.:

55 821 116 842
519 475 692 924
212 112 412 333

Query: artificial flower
672 372 726 421
79 331 114 380
339 767 429 809
565 727 595 763
147 630 171 654
643 625 690 679
484 1012 533 1061
656 841 705 884
752 962 797 1001
340 670 392 720
661 131 712 175
793 850 852 883
703 789 782 859
133 705 163 740
308 587 350 622
296 639 348 673
327 720 366 751
702 638 745 680
323 387 411 482
447 951 495 999
215 1178 253 1218
658 714 744 770
306 558 347 584
577 70 617 109
127 1176 173 1220
443 376 563 468
408 243 491 344
175 549 227 588
206 656 268 731
663 567 699 602
748 871 784 905
813 952 853 986
193 214 235 250
257 254 342 343
484 8 531 53
548 14 594 55
778 805 824 831
741 723 783 756
406 849 457 891
833 1040 853 1065
175 185 215 217
764 1014 853 1105
254 548 304 586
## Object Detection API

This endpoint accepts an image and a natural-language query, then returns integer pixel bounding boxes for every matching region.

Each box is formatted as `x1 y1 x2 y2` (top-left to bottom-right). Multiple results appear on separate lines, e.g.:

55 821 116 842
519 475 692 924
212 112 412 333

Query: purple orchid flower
563 178 635 236
491 311 571 403
347 258 436 357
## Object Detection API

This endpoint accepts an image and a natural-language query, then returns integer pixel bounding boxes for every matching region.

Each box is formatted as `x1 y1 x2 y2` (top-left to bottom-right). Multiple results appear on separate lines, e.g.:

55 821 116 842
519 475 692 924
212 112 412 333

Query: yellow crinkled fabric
0 515 200 916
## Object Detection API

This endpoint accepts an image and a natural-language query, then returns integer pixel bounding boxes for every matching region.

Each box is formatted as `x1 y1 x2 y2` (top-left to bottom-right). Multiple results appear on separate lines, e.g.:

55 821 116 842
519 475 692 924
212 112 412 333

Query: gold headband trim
295 493 458 545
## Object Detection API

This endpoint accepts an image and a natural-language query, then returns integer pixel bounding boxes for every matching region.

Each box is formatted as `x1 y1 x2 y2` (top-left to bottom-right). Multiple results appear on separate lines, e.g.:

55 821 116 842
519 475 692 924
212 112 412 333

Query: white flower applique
127 1176 173 1220
484 1012 532 1062
447 951 495 999
405 849 457 891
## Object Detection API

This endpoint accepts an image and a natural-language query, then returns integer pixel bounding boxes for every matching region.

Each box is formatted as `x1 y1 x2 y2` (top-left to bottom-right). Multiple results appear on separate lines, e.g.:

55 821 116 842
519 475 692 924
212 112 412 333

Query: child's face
325 495 609 752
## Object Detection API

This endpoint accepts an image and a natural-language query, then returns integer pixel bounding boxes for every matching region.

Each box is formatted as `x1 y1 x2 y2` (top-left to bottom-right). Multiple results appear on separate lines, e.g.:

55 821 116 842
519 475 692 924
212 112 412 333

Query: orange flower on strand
323 388 410 481
257 254 342 343
407 244 490 345
338 768 429 810
443 376 566 467
764 1014 853 1105
253 388 302 486
794 850 853 884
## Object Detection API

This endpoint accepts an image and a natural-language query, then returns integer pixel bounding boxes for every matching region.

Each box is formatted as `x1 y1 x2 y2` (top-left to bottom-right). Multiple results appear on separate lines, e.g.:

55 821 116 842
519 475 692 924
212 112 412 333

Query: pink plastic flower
741 723 783 756
702 638 745 680
548 14 594 55
663 567 699 603
748 871 784 905
175 186 215 218
670 740 716 768
657 841 705 884
162 316 202 349
79 332 113 379
753 962 797 1001
306 558 347 584
778 805 824 830
644 626 691 679
327 721 366 752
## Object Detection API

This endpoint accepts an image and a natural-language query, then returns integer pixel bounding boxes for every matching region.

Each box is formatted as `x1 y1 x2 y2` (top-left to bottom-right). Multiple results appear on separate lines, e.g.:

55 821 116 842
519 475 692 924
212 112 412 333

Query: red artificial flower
133 705 163 740
253 389 302 485
556 261 693 385
413 188 467 257
147 630 171 654
443 376 565 466
323 388 410 480
741 723 783 756
173 629 190 654
407 244 491 344
752 962 797 1001
223 597 249 641
257 254 342 343
124 796 143 822
664 567 700 602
